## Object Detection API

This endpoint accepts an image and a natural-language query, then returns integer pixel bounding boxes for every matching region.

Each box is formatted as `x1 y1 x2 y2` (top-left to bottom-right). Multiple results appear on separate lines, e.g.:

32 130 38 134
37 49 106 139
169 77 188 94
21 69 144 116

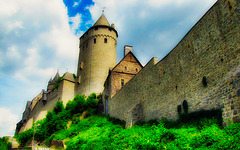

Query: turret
47 72 60 92
76 14 118 95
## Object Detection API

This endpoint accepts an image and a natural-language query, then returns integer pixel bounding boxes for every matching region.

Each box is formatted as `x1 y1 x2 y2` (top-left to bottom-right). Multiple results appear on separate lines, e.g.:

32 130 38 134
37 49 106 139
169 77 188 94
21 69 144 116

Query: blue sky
0 0 217 136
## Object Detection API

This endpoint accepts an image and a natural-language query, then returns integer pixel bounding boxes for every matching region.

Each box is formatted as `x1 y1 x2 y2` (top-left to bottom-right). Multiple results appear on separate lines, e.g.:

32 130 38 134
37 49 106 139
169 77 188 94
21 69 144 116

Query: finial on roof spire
102 7 106 14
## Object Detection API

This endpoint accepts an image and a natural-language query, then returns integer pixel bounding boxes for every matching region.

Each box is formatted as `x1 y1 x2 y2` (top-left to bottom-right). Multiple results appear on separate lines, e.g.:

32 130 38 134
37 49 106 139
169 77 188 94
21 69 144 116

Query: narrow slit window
94 38 96 44
121 79 124 87
104 38 107 43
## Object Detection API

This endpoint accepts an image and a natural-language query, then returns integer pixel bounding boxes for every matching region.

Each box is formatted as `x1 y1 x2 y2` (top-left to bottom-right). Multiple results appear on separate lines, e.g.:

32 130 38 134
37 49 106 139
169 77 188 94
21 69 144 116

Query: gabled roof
93 14 110 27
112 51 143 72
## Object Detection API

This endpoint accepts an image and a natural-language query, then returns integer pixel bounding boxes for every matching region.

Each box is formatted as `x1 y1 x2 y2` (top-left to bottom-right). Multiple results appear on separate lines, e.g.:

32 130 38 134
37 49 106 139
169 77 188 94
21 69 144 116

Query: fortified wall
108 0 240 126
16 72 75 134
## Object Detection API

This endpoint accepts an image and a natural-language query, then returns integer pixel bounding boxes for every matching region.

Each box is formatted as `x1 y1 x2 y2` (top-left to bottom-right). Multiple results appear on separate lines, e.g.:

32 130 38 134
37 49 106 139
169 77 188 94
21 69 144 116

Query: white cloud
0 0 79 136
0 108 19 136
69 13 82 35
73 1 80 8
89 0 217 64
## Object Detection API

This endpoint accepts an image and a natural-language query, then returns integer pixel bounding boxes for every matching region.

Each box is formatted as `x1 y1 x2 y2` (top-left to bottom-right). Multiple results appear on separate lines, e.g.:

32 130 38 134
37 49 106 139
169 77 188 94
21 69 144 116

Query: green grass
14 94 240 150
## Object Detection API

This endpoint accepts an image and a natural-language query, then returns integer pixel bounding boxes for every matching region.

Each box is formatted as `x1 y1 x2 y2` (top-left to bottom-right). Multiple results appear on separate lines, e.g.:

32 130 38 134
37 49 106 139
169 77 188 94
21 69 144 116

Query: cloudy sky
0 0 217 136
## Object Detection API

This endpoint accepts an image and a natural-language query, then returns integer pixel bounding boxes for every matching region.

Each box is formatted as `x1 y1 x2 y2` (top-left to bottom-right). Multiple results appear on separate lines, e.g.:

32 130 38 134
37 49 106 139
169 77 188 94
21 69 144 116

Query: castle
16 0 240 133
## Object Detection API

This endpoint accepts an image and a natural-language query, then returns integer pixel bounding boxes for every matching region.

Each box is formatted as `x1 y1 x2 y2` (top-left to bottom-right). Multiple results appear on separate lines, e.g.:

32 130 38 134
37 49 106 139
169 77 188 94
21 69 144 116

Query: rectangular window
94 38 96 44
121 79 124 87
104 38 107 43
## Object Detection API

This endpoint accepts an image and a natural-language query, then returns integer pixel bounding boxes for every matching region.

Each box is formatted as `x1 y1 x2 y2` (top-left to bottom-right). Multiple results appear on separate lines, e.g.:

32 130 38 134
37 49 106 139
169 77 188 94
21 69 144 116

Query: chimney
124 45 133 56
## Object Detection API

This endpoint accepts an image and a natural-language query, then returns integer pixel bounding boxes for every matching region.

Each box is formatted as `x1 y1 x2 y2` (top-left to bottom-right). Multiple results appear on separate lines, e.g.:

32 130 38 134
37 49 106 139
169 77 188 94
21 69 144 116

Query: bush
53 101 64 114
66 95 86 116
14 129 33 146
0 137 12 150
86 94 98 115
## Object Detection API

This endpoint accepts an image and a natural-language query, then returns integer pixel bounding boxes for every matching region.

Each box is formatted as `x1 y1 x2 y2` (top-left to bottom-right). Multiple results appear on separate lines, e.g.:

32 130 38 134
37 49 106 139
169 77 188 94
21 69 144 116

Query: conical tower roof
93 14 110 26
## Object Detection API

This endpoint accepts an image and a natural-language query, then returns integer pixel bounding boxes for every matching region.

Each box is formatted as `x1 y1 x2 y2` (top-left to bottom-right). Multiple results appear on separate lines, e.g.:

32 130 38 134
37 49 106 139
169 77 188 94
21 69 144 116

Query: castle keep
16 0 240 133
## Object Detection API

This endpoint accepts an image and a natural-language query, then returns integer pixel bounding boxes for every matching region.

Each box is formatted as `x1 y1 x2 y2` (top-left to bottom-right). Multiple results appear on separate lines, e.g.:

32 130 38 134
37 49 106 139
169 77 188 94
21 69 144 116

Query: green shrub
66 95 86 116
0 137 12 150
53 101 64 114
85 93 99 115
14 129 33 146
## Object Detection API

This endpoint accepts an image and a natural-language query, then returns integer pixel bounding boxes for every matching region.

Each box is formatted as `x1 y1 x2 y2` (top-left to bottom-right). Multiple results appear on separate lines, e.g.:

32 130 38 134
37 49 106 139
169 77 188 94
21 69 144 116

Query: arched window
104 38 107 43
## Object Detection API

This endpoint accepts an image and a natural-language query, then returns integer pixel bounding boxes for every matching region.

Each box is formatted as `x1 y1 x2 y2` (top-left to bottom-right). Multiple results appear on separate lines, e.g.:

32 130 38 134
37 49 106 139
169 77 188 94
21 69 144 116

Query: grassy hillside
14 94 240 150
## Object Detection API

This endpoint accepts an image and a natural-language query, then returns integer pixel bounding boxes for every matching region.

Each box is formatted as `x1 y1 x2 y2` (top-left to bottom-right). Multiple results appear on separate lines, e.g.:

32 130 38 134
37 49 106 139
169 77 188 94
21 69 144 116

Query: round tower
76 14 118 96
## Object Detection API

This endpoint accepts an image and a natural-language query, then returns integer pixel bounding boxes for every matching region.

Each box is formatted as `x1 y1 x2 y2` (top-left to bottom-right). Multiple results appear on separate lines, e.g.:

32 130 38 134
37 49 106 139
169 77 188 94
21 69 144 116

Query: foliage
53 101 64 114
66 94 86 115
72 73 76 79
15 93 99 146
0 137 12 150
15 98 240 150
86 93 98 115
14 129 33 146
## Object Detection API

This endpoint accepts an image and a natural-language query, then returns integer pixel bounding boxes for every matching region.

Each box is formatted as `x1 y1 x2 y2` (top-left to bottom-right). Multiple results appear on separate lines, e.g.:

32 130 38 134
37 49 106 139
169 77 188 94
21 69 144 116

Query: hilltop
10 94 240 149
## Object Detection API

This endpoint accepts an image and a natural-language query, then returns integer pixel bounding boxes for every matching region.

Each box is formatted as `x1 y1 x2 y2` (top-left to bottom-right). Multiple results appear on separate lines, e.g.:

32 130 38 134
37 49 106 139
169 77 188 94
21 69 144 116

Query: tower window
125 66 127 70
94 38 96 44
104 38 107 43
121 79 124 87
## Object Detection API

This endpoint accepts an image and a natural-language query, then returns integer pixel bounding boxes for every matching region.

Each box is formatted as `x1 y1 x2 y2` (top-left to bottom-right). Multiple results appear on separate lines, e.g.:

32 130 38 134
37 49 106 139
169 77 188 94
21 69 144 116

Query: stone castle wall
19 79 75 132
109 0 240 126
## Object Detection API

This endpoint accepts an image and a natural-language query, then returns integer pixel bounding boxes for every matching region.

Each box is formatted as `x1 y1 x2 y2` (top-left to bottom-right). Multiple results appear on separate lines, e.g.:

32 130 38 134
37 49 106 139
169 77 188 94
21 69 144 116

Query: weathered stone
233 110 237 115
229 94 232 99
221 103 225 108
232 116 240 123
237 89 240 96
